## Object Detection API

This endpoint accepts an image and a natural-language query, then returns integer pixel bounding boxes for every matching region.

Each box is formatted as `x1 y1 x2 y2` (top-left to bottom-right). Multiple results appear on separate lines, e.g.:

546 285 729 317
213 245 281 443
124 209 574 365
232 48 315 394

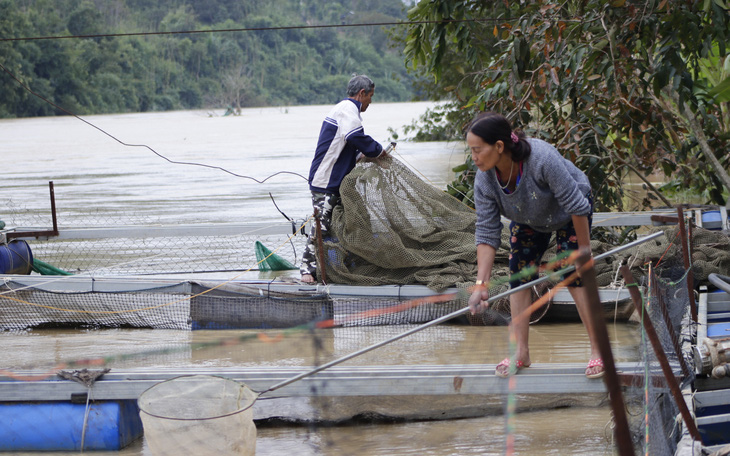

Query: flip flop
586 358 605 379
495 357 526 378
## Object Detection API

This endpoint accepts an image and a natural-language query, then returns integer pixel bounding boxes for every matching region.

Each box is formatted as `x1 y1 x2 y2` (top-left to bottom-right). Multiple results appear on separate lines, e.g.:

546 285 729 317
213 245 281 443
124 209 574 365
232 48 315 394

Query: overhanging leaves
402 0 730 210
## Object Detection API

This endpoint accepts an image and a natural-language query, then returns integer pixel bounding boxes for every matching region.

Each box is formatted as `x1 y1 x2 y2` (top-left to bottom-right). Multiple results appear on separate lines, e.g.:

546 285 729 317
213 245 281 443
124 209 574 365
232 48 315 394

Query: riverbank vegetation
399 0 730 211
0 0 415 117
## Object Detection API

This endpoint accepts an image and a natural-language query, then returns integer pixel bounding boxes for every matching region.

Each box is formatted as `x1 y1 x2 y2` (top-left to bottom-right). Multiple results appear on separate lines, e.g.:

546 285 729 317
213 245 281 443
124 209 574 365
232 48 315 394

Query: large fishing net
323 156 478 291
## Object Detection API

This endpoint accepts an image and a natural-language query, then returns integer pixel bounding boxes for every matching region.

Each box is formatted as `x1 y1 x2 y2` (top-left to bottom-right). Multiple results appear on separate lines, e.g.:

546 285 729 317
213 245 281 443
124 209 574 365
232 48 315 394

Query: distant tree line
0 0 417 118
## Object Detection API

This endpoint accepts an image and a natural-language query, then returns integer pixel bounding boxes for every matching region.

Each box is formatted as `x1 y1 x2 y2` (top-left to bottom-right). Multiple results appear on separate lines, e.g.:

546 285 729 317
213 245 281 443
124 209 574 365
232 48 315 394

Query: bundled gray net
541 224 730 290
685 224 730 283
616 225 730 286
322 156 478 291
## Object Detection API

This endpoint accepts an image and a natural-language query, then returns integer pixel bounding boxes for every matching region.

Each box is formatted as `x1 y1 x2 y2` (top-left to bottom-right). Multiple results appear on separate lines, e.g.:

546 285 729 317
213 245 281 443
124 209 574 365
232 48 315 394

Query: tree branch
657 90 730 208
609 152 673 207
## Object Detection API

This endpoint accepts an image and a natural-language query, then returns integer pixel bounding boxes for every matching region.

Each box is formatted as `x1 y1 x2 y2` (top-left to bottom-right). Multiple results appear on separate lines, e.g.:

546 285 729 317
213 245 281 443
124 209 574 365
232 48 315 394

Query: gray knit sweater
474 137 592 249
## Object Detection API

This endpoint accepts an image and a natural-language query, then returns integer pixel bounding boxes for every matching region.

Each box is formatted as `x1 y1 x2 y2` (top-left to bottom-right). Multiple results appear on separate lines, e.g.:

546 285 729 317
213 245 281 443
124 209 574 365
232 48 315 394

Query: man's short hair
346 74 375 97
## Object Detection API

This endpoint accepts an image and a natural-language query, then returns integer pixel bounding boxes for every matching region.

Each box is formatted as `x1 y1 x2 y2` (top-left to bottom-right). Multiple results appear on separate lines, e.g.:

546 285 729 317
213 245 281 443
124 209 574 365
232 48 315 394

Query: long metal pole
621 265 702 442
262 232 663 394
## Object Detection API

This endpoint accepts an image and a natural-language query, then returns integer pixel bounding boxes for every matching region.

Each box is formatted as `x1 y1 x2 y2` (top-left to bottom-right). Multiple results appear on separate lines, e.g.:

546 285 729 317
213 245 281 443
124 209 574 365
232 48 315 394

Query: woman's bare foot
301 274 315 284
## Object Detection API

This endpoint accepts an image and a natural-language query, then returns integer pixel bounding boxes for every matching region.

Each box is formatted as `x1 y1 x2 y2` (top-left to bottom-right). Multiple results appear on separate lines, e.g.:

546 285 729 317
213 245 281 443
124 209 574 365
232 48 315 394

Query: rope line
392 148 476 208
653 228 680 268
643 265 652 455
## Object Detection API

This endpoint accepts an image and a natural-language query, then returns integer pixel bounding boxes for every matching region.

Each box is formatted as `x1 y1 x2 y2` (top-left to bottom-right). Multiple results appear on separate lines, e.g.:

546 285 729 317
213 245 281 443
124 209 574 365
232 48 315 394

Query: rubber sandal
586 358 605 379
495 358 526 378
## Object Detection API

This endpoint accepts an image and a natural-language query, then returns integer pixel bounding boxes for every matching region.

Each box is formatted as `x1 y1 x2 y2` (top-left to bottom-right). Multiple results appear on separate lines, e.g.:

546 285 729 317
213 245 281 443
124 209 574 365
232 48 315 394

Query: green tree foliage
0 0 414 117
401 0 730 210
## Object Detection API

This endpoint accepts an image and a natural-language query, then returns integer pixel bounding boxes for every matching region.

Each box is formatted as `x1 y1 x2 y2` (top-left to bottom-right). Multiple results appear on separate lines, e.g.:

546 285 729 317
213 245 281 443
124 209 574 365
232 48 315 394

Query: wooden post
49 181 58 235
620 265 703 442
676 206 697 322
576 250 635 456
313 208 327 284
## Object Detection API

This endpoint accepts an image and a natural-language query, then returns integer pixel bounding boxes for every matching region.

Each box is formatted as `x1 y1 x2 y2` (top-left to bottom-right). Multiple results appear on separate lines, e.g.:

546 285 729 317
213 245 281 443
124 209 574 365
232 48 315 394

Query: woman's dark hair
467 112 531 161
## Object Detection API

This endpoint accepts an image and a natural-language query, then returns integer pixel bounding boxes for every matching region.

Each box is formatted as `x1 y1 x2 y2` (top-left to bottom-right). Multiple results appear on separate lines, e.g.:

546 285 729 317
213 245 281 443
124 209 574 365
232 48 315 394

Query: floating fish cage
0 276 338 330
0 272 493 331
0 221 474 330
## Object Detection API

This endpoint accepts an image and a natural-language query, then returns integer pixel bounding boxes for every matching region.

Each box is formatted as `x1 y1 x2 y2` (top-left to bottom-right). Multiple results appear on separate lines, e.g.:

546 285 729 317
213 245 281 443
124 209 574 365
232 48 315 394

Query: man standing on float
300 74 386 284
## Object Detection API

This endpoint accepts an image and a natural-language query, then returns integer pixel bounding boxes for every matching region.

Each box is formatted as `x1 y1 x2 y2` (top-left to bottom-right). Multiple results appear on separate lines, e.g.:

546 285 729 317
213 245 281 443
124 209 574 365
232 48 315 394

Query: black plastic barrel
0 240 34 275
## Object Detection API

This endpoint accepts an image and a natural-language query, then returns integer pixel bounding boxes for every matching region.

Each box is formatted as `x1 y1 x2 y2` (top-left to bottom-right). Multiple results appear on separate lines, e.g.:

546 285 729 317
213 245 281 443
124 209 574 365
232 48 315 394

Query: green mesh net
254 241 296 271
323 156 478 291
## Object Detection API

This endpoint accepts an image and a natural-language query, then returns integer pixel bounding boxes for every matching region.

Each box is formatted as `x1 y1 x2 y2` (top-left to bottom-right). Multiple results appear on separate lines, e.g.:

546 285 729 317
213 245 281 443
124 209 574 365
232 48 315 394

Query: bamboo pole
314 208 327 284
576 250 635 456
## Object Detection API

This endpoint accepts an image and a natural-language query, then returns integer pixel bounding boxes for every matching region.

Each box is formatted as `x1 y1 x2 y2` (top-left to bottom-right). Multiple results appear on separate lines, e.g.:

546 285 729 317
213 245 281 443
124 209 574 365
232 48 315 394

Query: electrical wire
0 18 505 43
0 61 308 184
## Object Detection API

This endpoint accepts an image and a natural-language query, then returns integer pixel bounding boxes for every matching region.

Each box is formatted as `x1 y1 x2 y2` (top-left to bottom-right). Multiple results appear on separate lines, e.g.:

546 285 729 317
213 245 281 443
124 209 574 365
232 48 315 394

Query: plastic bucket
702 210 722 230
0 240 34 275
138 375 257 456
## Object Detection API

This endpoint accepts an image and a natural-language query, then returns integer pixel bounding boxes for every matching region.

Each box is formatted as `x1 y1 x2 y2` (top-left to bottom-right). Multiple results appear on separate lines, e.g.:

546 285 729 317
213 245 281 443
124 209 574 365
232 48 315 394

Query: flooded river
1 102 635 454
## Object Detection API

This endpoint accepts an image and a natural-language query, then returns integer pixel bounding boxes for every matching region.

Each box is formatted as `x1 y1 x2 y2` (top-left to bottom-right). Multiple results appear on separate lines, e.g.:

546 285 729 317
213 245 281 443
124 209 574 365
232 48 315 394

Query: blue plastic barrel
0 400 143 451
0 240 34 275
